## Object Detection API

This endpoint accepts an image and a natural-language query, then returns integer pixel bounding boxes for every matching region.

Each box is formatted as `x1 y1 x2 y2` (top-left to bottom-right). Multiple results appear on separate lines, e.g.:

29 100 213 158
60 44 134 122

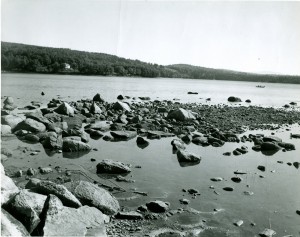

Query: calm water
1 73 300 236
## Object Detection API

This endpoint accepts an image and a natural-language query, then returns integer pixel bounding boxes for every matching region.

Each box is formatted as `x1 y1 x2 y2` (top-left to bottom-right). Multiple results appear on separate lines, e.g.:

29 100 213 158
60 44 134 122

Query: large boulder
228 96 242 102
1 115 24 129
41 195 107 237
64 181 120 215
54 102 74 116
110 131 137 140
41 132 63 150
93 93 105 103
167 108 196 121
13 118 46 133
1 209 30 237
97 159 131 174
25 111 50 126
1 125 12 135
261 142 281 151
31 180 82 208
177 149 201 163
112 101 131 112
146 200 170 213
3 96 15 106
1 174 19 206
5 189 47 233
62 139 91 152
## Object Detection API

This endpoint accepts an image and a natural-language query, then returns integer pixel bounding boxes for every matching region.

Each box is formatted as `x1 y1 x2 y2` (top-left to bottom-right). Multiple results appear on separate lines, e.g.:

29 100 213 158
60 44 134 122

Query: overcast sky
2 0 300 75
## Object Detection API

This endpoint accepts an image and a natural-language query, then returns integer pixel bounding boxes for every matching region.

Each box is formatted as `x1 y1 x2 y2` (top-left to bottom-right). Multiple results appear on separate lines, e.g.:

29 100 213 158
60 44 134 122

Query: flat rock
167 108 196 121
110 131 137 140
97 159 131 174
42 195 107 237
13 118 46 133
32 180 82 208
64 180 120 215
263 136 282 143
62 139 91 152
146 200 170 213
211 177 223 182
115 211 143 220
1 209 30 237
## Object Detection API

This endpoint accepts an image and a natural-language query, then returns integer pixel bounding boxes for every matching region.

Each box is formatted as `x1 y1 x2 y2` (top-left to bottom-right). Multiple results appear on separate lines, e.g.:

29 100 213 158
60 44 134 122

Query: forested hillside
2 42 300 83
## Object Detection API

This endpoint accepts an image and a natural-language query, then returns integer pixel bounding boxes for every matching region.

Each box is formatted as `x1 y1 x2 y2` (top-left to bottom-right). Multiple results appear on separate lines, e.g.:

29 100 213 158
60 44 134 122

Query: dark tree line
1 42 300 84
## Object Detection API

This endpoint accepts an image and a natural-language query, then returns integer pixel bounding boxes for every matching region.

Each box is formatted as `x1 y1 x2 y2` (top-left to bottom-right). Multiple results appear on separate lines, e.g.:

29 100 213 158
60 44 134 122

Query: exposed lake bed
1 74 300 236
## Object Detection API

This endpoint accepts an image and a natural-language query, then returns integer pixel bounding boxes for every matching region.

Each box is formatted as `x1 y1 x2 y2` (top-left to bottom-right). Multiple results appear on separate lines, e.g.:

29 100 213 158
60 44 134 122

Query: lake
1 73 300 236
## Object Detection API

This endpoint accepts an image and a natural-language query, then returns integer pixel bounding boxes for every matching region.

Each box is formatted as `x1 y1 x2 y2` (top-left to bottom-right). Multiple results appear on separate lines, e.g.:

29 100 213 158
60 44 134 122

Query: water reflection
62 150 90 159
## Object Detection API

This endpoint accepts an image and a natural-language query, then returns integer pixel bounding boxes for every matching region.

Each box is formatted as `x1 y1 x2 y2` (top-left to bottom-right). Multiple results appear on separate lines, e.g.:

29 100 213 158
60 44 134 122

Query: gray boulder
146 200 170 213
111 131 137 140
32 180 82 208
259 228 276 237
54 102 74 116
41 195 107 237
1 209 30 237
1 115 24 129
62 139 91 152
1 174 19 205
1 125 12 135
6 189 47 233
13 118 46 133
64 180 120 215
90 102 102 114
167 108 196 121
42 132 63 150
112 101 131 112
171 139 186 150
97 159 131 174
177 149 201 163
3 96 15 106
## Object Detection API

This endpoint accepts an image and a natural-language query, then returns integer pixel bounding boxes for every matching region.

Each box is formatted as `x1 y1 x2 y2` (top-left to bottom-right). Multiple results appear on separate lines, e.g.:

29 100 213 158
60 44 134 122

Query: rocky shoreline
1 93 300 236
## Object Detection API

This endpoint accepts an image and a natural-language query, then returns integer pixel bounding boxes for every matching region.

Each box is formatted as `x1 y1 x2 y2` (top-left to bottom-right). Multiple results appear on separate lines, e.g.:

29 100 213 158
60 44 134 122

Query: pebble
231 177 242 183
211 177 223 182
223 187 234 191
234 220 244 226
257 165 266 172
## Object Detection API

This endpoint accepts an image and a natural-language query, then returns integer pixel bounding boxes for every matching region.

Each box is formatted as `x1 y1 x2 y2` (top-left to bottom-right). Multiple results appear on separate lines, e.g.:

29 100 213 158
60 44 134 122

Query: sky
1 0 300 75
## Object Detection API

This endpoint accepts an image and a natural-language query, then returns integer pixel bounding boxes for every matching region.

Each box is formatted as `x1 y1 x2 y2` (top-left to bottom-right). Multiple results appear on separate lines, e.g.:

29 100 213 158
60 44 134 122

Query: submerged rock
97 159 131 174
64 180 120 215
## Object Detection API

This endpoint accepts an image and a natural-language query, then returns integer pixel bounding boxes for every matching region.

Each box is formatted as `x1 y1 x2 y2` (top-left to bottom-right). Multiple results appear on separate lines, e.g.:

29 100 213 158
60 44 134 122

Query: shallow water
1 73 300 236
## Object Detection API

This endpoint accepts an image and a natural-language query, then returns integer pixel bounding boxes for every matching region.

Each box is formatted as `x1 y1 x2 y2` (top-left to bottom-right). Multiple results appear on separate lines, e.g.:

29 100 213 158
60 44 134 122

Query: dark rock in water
146 200 170 213
6 189 47 233
223 187 234 191
64 180 120 215
103 134 113 141
228 96 242 102
62 139 91 152
1 209 30 237
263 136 282 143
13 118 46 133
177 149 201 163
293 162 300 169
257 165 266 172
296 210 300 215
234 170 247 175
92 93 105 103
111 131 137 140
278 142 295 151
187 188 199 194
233 149 241 156
171 139 186 150
117 95 124 100
223 152 231 156
167 108 196 121
40 195 106 237
291 133 300 138
54 102 75 116
136 136 149 149
115 211 143 220
1 125 12 135
96 159 131 174
211 177 223 182
182 134 192 143
32 180 82 208
112 101 131 112
1 115 24 129
85 121 112 132
41 92 45 95
187 92 198 95
290 101 297 105
261 142 281 151
231 177 242 183
245 99 251 103
259 228 276 237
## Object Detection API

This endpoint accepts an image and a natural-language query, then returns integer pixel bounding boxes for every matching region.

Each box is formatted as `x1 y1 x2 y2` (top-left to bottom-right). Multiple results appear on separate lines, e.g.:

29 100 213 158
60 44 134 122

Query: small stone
257 165 265 172
244 191 254 196
16 170 23 177
231 177 242 183
296 210 300 215
179 199 190 205
40 167 53 174
27 168 35 176
234 220 244 226
91 158 96 162
187 188 199 194
211 177 223 182
223 187 234 191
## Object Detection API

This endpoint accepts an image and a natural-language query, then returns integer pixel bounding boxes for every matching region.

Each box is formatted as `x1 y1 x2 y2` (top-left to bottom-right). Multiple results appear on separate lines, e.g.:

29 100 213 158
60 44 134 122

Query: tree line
1 42 300 84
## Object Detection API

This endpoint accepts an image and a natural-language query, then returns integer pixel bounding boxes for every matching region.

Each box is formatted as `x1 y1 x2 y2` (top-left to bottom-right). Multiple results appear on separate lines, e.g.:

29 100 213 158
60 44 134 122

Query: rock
3 96 15 105
244 191 254 196
32 180 82 208
41 132 63 150
137 205 148 212
117 95 124 100
234 170 247 175
147 130 174 139
110 131 137 140
278 142 295 151
1 209 30 237
26 111 50 126
64 180 120 215
231 177 242 183
223 152 231 156
146 200 170 213
25 178 41 189
245 99 251 103
13 118 46 133
90 102 102 114
188 92 198 94
23 134 40 143
296 210 300 215
252 145 261 151
211 177 223 182
179 199 190 204
157 107 168 113
54 102 74 116
1 124 12 135
233 150 241 156
1 115 24 129
39 167 53 174
259 228 276 237
3 104 17 110
223 187 234 191
187 188 199 194
41 195 107 237
103 134 113 141
228 96 242 102
27 168 36 176
257 165 266 172
261 142 281 151
171 139 186 150
136 136 149 148
117 114 128 124
62 139 91 152
177 149 201 163
93 93 105 103
1 174 19 205
112 101 131 112
115 211 143 220
182 134 192 143
167 108 196 121
234 220 244 226
263 136 282 143
97 159 131 174
1 147 13 157
6 189 47 233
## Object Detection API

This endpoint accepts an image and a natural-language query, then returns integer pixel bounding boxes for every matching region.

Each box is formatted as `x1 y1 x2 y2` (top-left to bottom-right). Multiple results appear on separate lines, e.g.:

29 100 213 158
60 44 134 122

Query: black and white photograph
1 0 300 236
